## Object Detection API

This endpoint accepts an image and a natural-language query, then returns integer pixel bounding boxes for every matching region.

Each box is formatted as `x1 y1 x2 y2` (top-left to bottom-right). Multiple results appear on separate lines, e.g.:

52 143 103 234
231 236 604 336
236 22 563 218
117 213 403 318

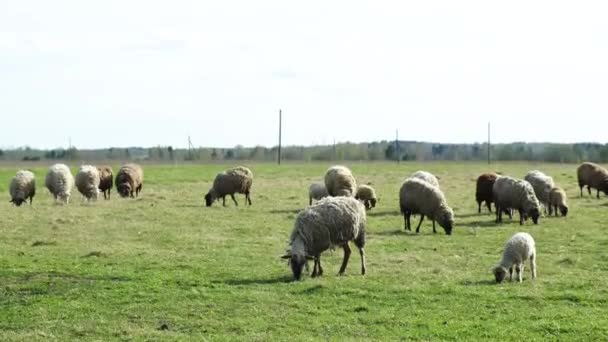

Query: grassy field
1 161 607 340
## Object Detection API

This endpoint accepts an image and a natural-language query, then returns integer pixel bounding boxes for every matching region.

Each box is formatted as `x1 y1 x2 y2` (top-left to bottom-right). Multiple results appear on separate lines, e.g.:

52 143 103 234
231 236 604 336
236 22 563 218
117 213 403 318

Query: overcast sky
1 1 607 149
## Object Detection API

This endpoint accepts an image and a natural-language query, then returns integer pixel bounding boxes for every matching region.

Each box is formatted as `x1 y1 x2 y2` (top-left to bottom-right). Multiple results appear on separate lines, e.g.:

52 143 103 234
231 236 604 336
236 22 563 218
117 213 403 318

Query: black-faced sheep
9 170 36 206
97 165 113 200
548 187 568 217
115 163 144 198
493 232 537 283
399 177 454 235
492 176 540 225
45 163 74 204
281 196 366 280
476 173 498 213
308 182 329 205
205 166 253 207
577 162 608 199
324 165 357 197
355 184 377 210
76 165 100 201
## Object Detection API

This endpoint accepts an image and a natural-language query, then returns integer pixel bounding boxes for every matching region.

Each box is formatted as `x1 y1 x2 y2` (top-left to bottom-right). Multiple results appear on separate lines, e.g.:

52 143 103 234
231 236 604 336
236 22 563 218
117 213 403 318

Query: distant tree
168 146 174 160
225 149 234 159
211 149 218 160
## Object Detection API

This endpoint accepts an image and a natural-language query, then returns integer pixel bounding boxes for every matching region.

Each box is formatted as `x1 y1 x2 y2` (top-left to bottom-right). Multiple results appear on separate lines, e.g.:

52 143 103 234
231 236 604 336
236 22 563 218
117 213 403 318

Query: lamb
493 232 537 283
399 177 454 235
577 162 608 199
45 163 75 204
324 165 357 197
492 176 540 225
308 182 329 205
524 170 555 213
476 173 498 213
75 165 100 201
97 165 113 200
548 187 569 217
355 184 377 210
115 163 144 198
281 196 366 280
205 166 253 207
412 170 440 188
9 170 36 206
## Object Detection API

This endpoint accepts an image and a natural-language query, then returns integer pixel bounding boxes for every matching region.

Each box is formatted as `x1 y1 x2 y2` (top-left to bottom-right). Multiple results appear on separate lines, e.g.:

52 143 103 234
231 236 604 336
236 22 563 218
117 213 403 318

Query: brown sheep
548 187 568 216
97 165 113 200
115 163 144 198
577 162 608 199
476 173 498 213
205 166 253 207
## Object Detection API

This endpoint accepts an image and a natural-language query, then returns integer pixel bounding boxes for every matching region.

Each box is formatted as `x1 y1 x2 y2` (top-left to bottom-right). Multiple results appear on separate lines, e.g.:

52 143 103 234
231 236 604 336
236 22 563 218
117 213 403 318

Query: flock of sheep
8 161 608 283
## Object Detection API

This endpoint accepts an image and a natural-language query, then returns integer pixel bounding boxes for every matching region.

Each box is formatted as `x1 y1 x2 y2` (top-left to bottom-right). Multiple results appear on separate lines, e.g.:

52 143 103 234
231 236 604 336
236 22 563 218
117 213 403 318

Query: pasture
1 162 607 340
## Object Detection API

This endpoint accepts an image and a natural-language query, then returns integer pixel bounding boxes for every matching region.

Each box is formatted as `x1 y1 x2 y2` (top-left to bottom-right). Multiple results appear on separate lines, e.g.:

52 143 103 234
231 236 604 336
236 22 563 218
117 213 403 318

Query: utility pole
278 109 282 165
395 129 400 163
487 122 491 164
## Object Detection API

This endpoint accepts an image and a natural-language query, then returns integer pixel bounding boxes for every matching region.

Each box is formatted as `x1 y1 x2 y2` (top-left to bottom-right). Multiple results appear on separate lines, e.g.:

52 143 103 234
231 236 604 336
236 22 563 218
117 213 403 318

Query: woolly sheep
205 166 253 207
524 170 555 213
493 232 537 283
115 163 144 198
412 170 439 188
355 184 377 210
97 165 113 200
75 165 100 201
9 170 36 206
324 165 357 197
308 182 329 205
492 176 540 225
548 187 568 217
577 162 608 199
281 196 366 280
399 177 454 235
45 163 74 204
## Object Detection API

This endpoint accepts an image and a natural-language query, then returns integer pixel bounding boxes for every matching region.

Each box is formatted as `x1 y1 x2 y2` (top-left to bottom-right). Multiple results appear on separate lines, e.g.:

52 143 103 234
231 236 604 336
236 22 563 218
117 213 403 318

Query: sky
1 1 607 149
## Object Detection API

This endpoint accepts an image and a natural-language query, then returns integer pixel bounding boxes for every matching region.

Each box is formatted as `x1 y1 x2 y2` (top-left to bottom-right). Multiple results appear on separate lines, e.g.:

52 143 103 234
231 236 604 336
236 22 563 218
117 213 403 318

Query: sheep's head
493 266 508 283
436 207 454 235
560 205 569 216
281 251 313 281
528 207 540 224
117 183 132 197
10 198 25 206
204 190 216 207
369 198 377 208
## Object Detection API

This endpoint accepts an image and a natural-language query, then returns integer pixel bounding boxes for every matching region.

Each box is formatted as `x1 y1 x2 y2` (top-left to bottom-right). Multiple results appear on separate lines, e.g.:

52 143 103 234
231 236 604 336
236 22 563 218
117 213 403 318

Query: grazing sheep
492 176 540 225
308 182 329 205
97 165 113 200
115 163 144 198
9 170 36 206
399 177 454 235
548 187 569 217
281 196 366 280
205 166 253 207
412 170 440 188
577 162 608 199
524 170 555 214
324 165 357 197
75 165 100 201
355 184 377 210
493 232 537 283
476 173 498 213
45 163 74 204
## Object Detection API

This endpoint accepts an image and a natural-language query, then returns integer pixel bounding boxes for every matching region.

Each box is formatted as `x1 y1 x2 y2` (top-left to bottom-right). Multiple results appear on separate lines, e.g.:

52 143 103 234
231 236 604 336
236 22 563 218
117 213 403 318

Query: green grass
1 162 608 340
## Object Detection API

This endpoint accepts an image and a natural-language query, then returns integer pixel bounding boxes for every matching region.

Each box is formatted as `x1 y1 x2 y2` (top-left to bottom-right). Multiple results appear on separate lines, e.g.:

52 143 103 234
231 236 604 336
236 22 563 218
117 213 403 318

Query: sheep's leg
246 191 252 205
477 201 481 213
515 264 522 282
317 255 323 276
496 206 502 223
29 196 33 205
487 201 492 213
587 186 592 196
508 267 513 281
230 194 238 206
222 196 226 206
415 215 425 234
432 220 436 234
338 243 352 275
597 189 601 199
311 256 319 277
359 247 366 275
548 203 553 216
309 197 312 206
518 209 524 225
404 211 410 231
530 253 537 279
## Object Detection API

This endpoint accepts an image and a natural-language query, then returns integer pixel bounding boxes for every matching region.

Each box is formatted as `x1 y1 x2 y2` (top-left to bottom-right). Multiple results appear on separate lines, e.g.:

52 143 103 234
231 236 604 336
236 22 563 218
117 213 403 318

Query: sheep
492 176 540 225
412 170 439 188
308 182 329 205
524 170 555 214
97 165 113 200
75 165 100 201
355 184 377 210
577 162 608 199
493 232 537 283
548 187 568 217
281 196 366 280
9 170 36 206
205 166 253 207
399 177 454 235
476 173 498 213
324 165 357 197
115 163 144 198
45 163 74 204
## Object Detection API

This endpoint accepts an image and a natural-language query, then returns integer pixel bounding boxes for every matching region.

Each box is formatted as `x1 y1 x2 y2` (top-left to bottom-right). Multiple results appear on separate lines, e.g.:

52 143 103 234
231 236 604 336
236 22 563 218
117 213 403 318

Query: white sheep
75 165 101 201
492 176 541 225
324 165 357 197
548 187 568 217
9 170 36 206
399 177 454 235
412 170 440 188
493 232 537 283
281 196 366 280
45 163 74 204
308 182 329 205
524 170 555 214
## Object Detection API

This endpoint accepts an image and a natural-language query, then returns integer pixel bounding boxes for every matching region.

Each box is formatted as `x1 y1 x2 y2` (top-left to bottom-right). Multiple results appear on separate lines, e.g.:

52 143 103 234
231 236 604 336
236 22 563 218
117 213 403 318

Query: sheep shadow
367 211 398 218
460 279 497 286
223 275 293 286
456 212 492 219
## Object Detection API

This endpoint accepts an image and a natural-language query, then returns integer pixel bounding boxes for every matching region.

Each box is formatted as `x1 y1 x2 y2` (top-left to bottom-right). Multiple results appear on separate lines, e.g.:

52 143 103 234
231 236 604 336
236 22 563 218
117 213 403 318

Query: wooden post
278 110 282 165
487 122 491 164
396 129 400 163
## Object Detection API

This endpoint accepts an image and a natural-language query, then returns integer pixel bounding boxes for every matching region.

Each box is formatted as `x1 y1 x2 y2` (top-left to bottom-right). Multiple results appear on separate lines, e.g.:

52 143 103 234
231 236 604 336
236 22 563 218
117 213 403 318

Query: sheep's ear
280 254 291 259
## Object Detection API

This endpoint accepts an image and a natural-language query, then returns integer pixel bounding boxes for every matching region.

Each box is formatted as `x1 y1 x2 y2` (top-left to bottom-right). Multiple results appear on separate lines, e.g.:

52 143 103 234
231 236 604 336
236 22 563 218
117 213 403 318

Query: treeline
2 141 608 163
